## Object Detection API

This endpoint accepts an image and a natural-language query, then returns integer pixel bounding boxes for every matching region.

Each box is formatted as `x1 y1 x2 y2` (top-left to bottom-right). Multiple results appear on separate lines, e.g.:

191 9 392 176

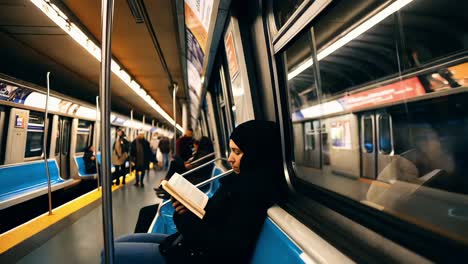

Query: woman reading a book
110 120 285 264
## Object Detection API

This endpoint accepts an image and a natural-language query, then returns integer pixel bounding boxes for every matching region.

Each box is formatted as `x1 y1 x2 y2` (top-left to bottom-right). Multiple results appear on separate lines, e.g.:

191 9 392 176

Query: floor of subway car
17 169 165 264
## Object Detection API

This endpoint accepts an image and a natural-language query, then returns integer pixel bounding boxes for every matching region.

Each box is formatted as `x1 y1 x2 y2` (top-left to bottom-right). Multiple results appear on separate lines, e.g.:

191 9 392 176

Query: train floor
17 169 165 264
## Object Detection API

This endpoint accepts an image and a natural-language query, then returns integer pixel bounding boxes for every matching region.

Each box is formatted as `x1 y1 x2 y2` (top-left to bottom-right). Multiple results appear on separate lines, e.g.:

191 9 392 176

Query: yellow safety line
0 173 135 254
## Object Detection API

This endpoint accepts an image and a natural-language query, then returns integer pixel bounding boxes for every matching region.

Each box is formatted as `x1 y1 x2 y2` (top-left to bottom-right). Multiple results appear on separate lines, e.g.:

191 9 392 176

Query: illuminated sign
339 77 426 111
293 77 427 121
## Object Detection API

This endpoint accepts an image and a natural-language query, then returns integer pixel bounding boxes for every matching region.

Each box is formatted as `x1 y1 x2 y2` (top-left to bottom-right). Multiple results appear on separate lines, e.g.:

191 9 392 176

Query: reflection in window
281 0 468 244
273 0 307 29
76 134 89 153
378 115 391 154
363 117 373 153
25 132 43 158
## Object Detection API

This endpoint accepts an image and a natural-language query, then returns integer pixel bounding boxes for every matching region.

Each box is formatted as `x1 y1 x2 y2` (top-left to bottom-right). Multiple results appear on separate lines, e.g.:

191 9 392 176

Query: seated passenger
83 145 97 174
163 136 214 184
109 120 285 264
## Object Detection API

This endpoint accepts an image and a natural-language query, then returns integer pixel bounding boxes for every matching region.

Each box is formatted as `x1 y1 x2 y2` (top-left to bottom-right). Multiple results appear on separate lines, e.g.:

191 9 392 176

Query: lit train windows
25 112 44 158
280 0 468 246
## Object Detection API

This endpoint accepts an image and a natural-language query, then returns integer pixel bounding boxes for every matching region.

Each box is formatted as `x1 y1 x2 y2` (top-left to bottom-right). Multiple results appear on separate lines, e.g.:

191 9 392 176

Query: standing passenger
112 129 129 185
158 136 171 170
131 131 152 187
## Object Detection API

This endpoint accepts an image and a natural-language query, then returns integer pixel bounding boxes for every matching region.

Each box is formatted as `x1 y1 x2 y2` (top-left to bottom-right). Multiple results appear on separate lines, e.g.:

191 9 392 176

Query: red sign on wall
339 77 426 111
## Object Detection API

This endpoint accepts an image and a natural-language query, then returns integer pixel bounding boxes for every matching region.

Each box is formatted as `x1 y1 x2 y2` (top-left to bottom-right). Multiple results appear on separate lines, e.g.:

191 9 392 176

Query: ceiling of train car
0 0 184 127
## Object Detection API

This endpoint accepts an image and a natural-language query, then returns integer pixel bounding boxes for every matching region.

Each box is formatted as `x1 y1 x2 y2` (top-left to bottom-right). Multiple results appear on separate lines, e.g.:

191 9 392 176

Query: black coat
161 120 285 263
130 138 153 168
161 170 278 263
83 149 97 174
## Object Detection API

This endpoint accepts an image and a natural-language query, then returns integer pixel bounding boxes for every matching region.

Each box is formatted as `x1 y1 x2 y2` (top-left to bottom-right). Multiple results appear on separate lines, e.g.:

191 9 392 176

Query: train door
304 120 321 169
55 117 72 179
360 111 393 179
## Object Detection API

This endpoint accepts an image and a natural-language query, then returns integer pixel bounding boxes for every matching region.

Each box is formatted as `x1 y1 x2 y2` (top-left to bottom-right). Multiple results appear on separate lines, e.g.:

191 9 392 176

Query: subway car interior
0 0 467 263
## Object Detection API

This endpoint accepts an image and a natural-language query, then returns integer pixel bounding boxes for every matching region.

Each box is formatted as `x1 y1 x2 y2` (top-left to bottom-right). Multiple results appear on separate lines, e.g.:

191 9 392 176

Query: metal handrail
157 169 234 214
180 155 221 177
187 152 215 165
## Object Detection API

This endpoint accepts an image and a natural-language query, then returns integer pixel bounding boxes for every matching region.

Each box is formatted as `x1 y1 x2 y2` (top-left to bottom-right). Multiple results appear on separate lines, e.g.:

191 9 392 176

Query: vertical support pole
182 102 188 130
172 83 178 156
44 72 52 216
100 0 115 263
129 110 133 174
95 96 101 190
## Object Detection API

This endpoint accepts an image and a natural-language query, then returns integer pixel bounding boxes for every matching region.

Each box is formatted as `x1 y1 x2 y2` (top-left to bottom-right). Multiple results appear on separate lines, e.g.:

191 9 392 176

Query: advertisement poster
224 31 239 80
184 0 213 53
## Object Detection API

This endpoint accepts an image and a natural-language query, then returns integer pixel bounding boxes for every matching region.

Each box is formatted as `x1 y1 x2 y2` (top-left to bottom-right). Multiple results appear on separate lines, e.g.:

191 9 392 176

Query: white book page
168 173 208 210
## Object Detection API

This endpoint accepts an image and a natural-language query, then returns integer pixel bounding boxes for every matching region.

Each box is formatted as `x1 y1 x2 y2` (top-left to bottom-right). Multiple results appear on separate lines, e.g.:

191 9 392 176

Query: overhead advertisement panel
184 0 214 128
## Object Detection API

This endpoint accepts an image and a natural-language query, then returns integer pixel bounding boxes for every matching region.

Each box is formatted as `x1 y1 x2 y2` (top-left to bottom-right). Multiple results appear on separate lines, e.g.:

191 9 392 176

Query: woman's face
228 140 244 174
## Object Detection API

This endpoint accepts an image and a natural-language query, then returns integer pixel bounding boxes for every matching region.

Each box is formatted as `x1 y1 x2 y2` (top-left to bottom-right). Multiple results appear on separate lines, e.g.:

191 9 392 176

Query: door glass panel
378 115 392 154
62 121 70 155
363 117 373 153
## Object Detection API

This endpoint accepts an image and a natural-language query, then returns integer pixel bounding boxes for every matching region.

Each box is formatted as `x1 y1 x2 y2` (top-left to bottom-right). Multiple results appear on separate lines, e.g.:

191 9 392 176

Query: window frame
263 0 468 261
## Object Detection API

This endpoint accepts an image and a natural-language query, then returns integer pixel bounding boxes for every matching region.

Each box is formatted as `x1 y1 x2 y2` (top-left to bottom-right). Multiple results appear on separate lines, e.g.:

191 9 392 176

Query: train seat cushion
0 160 61 201
75 156 97 177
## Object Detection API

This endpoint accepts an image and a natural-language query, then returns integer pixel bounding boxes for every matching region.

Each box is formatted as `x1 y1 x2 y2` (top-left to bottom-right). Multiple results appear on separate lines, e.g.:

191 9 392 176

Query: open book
161 173 209 219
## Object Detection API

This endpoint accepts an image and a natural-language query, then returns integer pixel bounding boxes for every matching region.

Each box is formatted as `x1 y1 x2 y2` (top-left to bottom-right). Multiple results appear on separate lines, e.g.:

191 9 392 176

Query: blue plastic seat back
75 156 95 177
0 160 61 201
251 218 305 264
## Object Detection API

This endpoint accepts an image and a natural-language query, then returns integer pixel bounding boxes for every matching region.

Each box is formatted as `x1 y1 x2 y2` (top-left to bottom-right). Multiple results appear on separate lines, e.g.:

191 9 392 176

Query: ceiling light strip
30 0 183 132
287 0 414 80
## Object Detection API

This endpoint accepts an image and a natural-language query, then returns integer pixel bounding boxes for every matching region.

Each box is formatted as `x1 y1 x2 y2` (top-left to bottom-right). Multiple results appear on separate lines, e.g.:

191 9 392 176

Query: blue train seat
0 159 69 209
251 218 305 264
77 154 130 178
150 166 223 235
75 156 97 178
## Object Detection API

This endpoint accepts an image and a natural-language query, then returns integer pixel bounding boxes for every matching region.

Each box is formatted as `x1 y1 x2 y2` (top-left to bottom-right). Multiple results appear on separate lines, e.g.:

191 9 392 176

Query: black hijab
229 120 284 194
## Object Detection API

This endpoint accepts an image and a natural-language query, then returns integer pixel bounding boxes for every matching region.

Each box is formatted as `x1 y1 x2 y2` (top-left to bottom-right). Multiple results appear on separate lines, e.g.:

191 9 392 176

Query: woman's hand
171 198 188 215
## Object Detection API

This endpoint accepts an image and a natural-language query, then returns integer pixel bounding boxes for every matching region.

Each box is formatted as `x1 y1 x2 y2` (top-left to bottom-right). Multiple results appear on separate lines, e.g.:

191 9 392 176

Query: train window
25 112 44 158
363 117 373 153
62 121 70 155
25 132 43 158
378 114 392 154
400 1 468 69
55 120 61 155
279 0 468 247
76 120 92 153
273 0 306 29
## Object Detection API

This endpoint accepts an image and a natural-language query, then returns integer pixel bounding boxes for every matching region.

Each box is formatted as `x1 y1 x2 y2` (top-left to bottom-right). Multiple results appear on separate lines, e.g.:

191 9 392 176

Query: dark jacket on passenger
158 137 170 154
130 138 153 169
160 121 285 263
176 135 193 161
83 149 97 174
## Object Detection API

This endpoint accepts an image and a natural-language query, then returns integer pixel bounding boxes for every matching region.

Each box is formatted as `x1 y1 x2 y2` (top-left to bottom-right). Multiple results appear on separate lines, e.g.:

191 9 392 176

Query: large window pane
283 0 468 245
